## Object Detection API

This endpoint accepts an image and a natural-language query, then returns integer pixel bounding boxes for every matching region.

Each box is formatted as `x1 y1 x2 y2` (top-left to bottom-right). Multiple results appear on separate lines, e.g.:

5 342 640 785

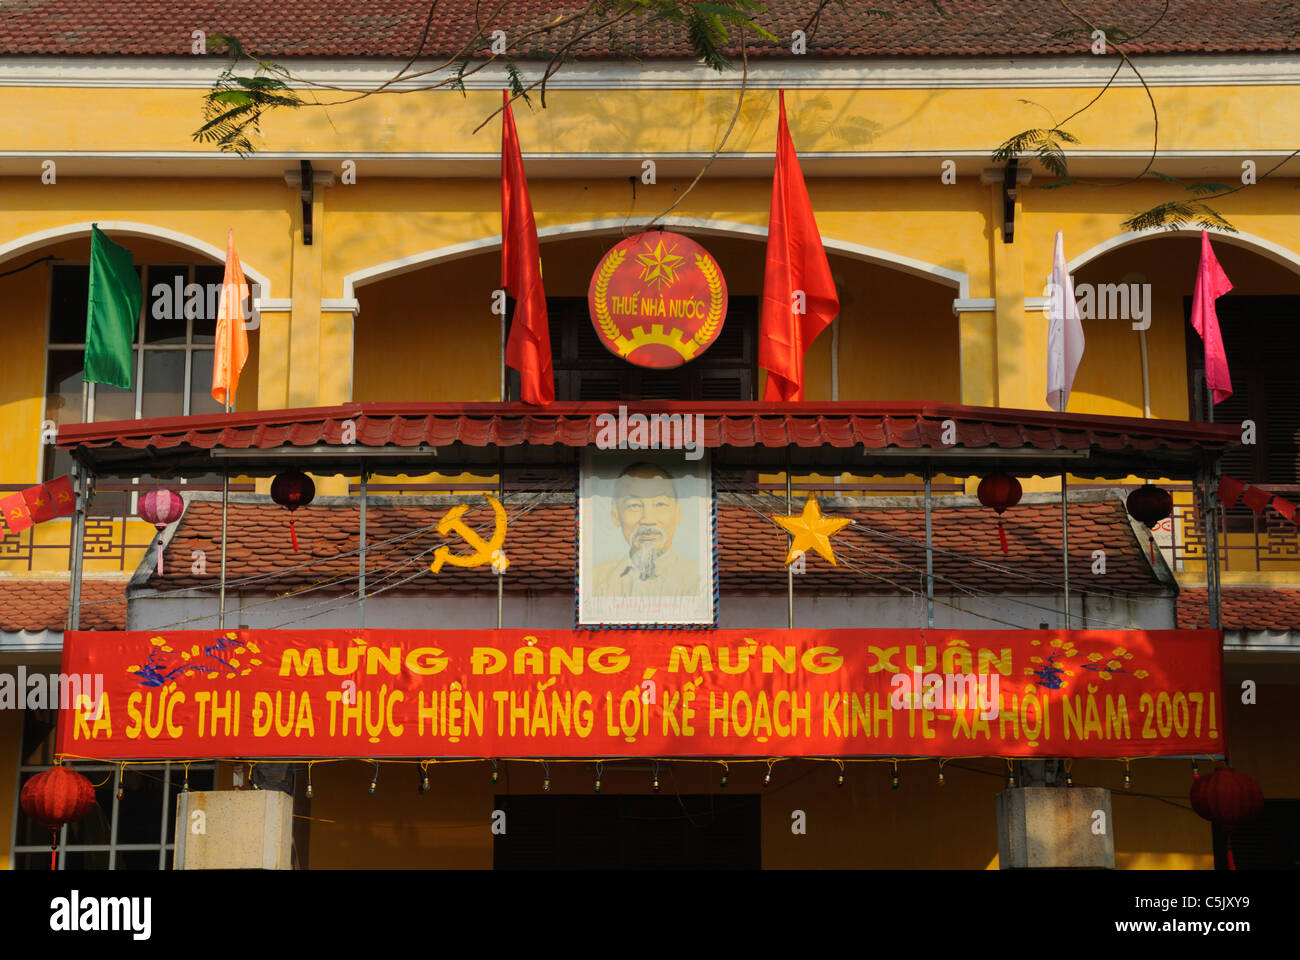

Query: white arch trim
340 216 971 302
0 220 274 298
1025 226 1300 311
1068 226 1300 277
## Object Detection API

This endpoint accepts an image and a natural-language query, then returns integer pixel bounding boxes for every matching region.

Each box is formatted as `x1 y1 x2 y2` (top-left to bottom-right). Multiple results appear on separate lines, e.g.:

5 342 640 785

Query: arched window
43 261 258 482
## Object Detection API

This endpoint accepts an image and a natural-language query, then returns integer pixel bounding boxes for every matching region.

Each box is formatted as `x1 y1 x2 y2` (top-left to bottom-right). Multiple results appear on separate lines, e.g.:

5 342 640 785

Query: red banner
57 628 1224 760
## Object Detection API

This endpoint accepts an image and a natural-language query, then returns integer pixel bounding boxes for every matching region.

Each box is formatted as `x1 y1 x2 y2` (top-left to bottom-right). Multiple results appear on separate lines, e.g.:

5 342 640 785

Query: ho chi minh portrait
578 450 714 626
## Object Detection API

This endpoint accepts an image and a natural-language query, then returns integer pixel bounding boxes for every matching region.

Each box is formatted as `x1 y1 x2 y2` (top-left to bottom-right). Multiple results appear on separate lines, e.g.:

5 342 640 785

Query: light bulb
719 770 728 788
594 778 601 793
652 776 660 792
306 783 314 799
836 771 845 787
421 774 429 793
763 770 772 787
937 769 945 787
891 773 899 790
542 777 550 792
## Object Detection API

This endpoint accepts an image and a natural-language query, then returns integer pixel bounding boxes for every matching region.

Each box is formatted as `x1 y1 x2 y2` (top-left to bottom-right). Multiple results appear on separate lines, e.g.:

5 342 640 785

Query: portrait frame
576 448 717 629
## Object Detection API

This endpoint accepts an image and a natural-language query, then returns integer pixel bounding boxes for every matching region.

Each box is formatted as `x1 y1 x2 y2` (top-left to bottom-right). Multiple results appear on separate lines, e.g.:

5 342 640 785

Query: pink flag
1190 230 1234 405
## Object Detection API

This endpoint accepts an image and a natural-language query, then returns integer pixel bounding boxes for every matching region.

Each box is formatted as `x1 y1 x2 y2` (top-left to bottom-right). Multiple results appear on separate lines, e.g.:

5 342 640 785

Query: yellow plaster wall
8 85 1300 157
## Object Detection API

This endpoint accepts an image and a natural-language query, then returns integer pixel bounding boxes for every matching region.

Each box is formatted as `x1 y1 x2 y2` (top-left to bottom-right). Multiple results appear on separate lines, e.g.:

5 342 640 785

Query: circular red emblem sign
588 231 728 368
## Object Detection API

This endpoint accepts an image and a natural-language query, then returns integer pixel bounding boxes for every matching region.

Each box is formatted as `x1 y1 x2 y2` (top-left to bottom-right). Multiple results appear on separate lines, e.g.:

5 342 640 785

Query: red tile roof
58 402 1239 480
0 579 127 632
143 495 1165 601
1 1 1296 58
1179 586 1300 632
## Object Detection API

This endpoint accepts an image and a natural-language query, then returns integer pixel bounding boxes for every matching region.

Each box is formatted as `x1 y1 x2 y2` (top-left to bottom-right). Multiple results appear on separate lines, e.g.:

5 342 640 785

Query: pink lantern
138 489 185 575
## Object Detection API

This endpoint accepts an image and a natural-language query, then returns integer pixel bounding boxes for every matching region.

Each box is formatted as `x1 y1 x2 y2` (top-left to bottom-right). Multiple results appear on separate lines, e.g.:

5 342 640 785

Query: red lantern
138 488 184 575
1190 766 1264 870
1127 484 1174 563
21 765 96 870
271 470 315 552
977 473 1022 554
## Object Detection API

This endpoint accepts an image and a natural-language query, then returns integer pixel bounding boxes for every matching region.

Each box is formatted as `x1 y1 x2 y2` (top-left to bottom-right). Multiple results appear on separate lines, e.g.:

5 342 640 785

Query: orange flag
212 228 249 408
759 90 840 401
501 90 554 405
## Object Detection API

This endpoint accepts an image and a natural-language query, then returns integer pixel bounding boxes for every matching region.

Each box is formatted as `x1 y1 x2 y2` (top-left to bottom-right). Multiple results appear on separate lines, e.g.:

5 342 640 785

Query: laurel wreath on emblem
592 248 634 356
692 254 725 348
592 246 727 361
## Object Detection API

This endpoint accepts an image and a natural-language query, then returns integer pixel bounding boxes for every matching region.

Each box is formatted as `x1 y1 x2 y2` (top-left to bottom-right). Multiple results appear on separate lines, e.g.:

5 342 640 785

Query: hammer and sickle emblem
429 494 508 574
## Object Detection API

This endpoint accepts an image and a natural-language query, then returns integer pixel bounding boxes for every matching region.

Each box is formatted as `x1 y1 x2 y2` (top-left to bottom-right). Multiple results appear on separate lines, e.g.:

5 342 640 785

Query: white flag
1046 230 1085 412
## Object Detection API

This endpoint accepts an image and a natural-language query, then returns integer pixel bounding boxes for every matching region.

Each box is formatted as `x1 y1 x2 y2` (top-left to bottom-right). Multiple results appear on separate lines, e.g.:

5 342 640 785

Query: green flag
84 224 141 389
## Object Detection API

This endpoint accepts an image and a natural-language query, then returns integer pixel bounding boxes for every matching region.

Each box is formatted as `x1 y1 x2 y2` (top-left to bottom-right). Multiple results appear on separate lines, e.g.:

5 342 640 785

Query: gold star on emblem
773 496 852 566
635 237 686 290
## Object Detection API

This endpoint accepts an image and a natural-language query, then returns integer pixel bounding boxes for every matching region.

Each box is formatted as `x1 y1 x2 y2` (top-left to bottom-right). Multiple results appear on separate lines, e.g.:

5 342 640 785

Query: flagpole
786 450 794 629
219 395 229 630
1062 463 1071 630
1058 382 1072 629
924 463 935 629
66 463 85 631
497 449 505 629
359 467 367 628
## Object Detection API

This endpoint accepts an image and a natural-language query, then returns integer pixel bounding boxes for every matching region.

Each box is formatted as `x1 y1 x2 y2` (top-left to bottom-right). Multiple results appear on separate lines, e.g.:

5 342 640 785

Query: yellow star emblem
635 237 685 290
773 496 851 566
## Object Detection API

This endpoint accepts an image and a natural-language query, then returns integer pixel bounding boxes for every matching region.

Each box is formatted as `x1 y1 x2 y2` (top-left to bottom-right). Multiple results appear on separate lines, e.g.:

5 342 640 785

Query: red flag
1241 485 1271 515
1190 230 1234 405
759 90 840 401
45 475 76 517
0 493 32 537
1216 475 1244 508
1272 496 1298 523
22 485 58 524
501 90 554 406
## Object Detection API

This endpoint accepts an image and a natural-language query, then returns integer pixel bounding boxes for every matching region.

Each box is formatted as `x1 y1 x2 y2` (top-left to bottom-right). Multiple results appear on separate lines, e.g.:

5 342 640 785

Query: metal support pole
924 464 935 628
66 463 87 631
786 451 794 630
218 469 229 629
1061 464 1071 630
497 451 505 629
359 468 367 628
1203 468 1223 630
500 313 507 402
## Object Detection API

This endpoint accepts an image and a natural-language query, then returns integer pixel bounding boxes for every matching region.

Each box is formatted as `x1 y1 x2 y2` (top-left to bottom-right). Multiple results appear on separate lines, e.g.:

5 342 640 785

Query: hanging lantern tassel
997 518 1008 555
289 517 300 554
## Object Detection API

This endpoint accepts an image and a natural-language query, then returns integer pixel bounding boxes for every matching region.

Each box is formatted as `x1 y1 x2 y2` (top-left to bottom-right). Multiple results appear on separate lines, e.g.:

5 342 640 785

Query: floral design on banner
128 632 263 688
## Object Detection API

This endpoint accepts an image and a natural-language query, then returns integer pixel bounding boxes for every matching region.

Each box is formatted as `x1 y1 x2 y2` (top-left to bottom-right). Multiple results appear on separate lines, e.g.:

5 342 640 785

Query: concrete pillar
174 790 294 869
996 786 1114 868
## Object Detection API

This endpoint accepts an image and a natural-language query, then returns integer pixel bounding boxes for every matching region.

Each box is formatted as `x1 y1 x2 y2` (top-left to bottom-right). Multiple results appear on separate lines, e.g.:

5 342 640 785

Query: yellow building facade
2 15 1298 869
